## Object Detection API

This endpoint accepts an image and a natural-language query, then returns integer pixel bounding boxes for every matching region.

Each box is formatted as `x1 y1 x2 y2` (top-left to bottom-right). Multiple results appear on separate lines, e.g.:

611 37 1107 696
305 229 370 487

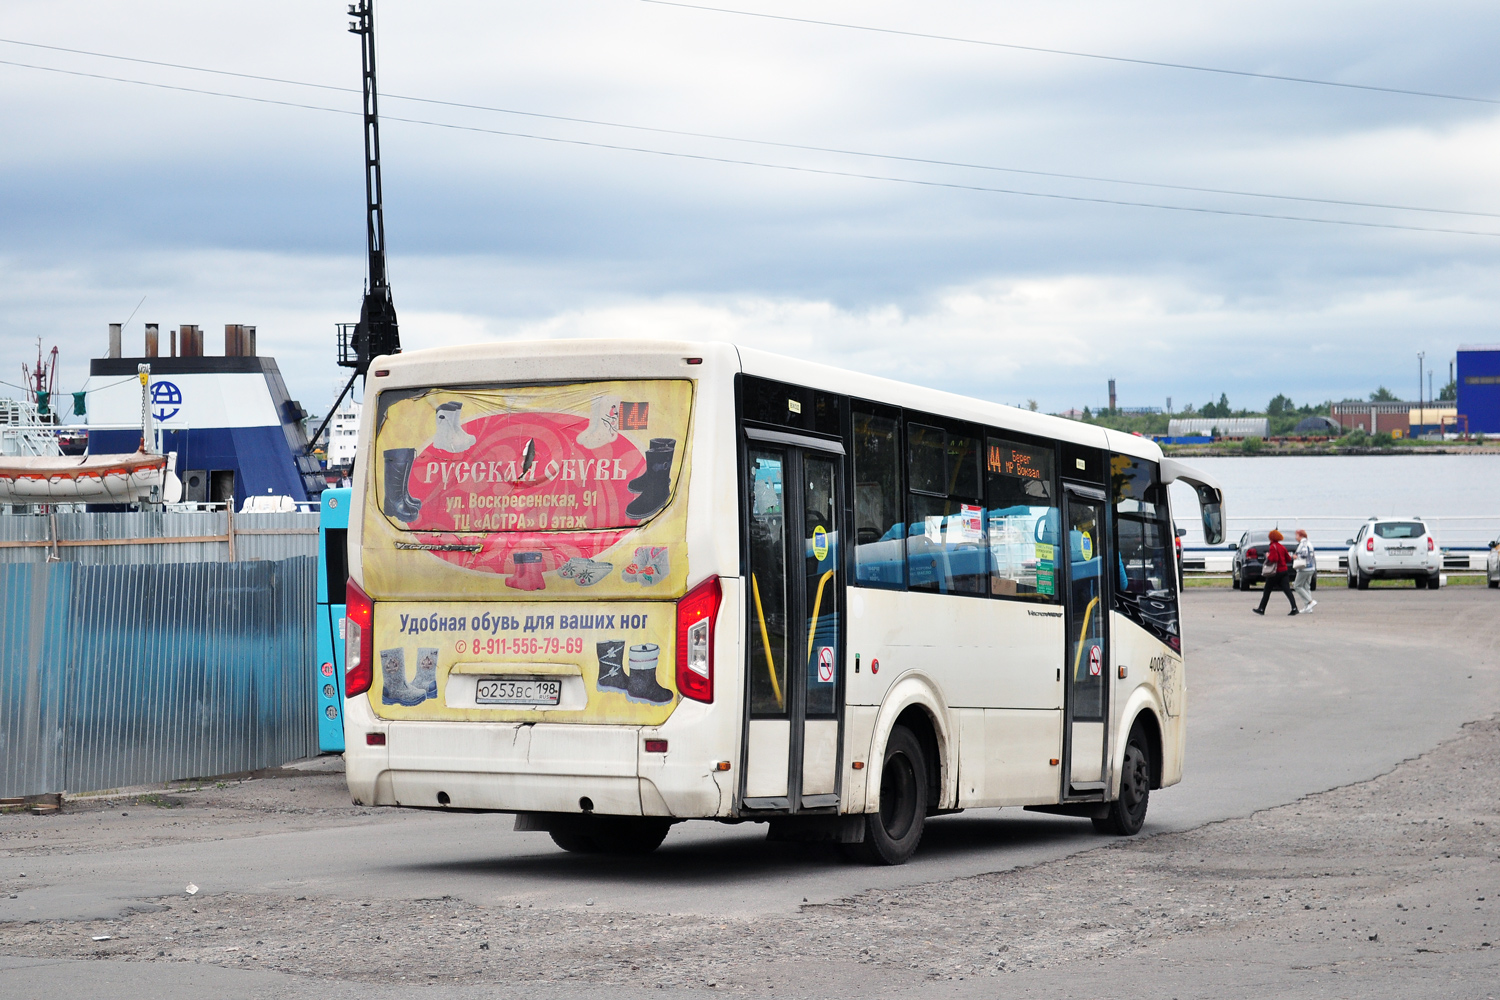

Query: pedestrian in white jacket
1292 528 1318 612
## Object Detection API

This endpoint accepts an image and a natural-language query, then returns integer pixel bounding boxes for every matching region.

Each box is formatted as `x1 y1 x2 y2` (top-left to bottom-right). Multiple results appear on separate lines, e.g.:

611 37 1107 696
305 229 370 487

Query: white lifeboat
0 449 167 503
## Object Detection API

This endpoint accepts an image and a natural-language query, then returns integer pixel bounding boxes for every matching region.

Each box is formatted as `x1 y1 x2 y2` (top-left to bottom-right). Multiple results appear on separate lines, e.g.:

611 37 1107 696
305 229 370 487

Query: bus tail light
675 575 721 703
346 579 375 697
1366 537 1375 552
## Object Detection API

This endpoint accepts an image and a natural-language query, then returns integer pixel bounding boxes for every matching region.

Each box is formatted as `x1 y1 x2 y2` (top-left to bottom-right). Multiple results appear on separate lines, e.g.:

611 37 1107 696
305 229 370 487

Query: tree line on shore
1071 379 1459 439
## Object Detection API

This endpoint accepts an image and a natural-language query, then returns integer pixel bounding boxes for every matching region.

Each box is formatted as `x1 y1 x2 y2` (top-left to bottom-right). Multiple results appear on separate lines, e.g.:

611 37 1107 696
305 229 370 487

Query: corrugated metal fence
0 510 318 564
0 511 319 797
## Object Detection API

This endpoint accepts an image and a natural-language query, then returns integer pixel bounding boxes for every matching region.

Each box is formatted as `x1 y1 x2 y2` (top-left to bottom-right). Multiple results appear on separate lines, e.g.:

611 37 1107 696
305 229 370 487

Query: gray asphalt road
3 585 1499 998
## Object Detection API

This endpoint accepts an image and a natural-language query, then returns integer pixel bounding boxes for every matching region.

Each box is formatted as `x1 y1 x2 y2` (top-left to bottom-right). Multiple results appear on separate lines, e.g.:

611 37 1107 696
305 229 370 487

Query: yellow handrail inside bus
750 573 784 710
805 570 835 663
1071 594 1100 679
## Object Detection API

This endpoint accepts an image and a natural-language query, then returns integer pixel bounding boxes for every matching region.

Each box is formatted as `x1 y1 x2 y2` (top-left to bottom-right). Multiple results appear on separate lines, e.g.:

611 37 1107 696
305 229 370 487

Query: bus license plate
475 677 561 706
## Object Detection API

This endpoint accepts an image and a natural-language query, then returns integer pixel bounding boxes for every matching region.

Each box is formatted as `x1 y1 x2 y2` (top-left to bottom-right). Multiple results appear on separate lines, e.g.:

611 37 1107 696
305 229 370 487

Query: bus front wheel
846 725 927 866
1093 726 1150 836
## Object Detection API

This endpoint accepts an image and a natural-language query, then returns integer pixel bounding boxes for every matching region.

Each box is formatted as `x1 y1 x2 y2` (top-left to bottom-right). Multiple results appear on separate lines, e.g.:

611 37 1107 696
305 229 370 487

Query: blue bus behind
316 487 351 752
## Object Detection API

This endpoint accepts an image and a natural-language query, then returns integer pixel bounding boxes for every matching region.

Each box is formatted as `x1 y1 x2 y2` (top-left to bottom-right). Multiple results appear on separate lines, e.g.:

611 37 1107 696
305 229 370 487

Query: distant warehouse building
1166 417 1269 439
1331 400 1411 436
1457 344 1500 433
1293 415 1341 435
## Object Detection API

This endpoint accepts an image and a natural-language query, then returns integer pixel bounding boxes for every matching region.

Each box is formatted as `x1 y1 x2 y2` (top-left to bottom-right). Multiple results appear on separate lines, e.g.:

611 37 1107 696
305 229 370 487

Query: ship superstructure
81 323 323 506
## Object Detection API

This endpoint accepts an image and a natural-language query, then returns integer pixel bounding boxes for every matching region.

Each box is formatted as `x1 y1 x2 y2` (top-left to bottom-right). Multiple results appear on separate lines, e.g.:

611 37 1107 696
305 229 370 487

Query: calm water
1167 454 1500 550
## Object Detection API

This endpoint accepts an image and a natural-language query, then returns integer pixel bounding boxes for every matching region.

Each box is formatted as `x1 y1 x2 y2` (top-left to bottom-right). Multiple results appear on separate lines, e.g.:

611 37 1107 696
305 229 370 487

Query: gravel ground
0 759 395 862
3 716 1498 995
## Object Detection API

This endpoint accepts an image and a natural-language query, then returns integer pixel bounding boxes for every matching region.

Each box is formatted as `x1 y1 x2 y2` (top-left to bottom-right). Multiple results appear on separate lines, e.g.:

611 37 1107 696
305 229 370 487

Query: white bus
342 341 1224 864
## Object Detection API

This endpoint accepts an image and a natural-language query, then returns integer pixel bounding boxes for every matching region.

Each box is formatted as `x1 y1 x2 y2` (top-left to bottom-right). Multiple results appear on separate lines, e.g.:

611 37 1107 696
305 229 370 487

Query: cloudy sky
3 0 1499 418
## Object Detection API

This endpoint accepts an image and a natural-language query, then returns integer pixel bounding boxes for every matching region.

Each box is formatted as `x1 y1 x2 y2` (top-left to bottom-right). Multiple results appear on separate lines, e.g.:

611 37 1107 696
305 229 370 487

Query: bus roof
371 338 1162 464
734 345 1160 463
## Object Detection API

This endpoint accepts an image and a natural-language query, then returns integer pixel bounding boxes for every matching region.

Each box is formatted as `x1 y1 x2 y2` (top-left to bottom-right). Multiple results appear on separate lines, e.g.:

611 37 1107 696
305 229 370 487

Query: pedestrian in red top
1254 528 1299 616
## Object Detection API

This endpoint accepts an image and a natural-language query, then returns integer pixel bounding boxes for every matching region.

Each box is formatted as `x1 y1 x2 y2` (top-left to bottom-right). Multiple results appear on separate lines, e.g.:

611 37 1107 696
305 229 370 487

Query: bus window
906 423 986 595
741 375 841 436
803 455 840 717
1111 455 1180 648
747 450 790 715
907 423 946 494
1066 497 1107 722
852 410 903 588
324 527 348 601
984 438 1058 600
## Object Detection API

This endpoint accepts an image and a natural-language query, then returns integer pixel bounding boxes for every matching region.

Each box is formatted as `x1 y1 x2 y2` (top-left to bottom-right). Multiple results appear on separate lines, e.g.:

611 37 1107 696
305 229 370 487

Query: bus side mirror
1199 501 1224 546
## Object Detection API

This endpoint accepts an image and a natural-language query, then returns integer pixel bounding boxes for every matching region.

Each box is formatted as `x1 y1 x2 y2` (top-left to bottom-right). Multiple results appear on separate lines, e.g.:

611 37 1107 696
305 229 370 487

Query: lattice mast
347 0 400 371
311 0 401 455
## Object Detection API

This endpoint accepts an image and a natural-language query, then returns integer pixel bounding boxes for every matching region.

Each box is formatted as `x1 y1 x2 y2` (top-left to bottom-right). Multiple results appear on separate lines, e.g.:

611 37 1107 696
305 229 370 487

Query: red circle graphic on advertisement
396 410 652 576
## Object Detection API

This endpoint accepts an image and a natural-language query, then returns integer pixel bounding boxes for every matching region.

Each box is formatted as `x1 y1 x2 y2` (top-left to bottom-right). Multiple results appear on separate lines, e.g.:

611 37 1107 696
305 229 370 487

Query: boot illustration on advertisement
432 401 477 453
380 648 427 707
596 639 627 694
575 394 622 449
411 647 439 700
626 643 673 705
625 438 675 520
506 551 547 591
382 448 422 523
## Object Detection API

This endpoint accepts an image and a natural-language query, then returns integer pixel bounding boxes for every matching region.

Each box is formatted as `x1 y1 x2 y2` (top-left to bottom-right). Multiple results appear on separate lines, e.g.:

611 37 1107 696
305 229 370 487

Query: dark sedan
1230 530 1317 591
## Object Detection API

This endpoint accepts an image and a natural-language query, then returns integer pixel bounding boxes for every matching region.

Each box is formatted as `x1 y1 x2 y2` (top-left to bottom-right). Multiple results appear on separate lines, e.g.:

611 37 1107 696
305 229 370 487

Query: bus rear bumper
343 698 734 818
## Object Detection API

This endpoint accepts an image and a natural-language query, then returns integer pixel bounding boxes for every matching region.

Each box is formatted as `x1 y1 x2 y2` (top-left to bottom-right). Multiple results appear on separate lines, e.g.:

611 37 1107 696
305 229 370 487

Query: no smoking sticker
1088 644 1102 677
817 645 836 683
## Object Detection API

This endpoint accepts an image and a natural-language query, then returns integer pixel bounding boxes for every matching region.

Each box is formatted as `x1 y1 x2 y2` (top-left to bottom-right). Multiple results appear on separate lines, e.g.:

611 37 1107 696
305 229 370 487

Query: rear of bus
315 487 352 753
342 342 741 839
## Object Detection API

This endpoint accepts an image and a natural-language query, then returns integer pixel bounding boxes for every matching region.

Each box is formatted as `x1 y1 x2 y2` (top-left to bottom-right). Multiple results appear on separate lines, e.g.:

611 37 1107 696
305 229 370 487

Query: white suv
1346 518 1442 590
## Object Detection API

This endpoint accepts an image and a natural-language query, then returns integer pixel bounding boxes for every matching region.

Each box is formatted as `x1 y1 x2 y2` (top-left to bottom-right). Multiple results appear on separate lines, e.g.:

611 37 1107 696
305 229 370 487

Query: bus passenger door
742 436 845 813
1061 485 1109 799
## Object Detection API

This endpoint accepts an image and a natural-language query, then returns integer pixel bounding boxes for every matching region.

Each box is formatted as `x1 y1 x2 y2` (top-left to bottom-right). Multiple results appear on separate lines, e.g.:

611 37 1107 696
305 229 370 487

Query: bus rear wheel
549 828 603 854
845 725 927 866
549 817 671 855
1093 726 1150 836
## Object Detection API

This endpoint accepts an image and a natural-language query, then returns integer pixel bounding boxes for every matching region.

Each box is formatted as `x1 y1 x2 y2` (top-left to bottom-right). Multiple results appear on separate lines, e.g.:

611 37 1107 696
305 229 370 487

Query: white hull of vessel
0 452 167 503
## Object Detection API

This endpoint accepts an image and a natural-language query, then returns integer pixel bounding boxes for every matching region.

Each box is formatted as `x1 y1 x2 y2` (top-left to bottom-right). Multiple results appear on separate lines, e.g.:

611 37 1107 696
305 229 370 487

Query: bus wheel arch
865 676 952 814
892 706 941 814
1128 708 1164 791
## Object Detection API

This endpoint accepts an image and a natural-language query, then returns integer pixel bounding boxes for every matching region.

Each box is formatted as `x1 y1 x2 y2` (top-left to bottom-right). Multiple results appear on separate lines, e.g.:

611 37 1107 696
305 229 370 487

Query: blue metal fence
0 555 317 798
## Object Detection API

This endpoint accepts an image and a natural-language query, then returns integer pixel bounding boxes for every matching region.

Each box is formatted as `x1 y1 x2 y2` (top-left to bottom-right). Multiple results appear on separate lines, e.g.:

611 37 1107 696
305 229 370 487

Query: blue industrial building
1457 345 1500 434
